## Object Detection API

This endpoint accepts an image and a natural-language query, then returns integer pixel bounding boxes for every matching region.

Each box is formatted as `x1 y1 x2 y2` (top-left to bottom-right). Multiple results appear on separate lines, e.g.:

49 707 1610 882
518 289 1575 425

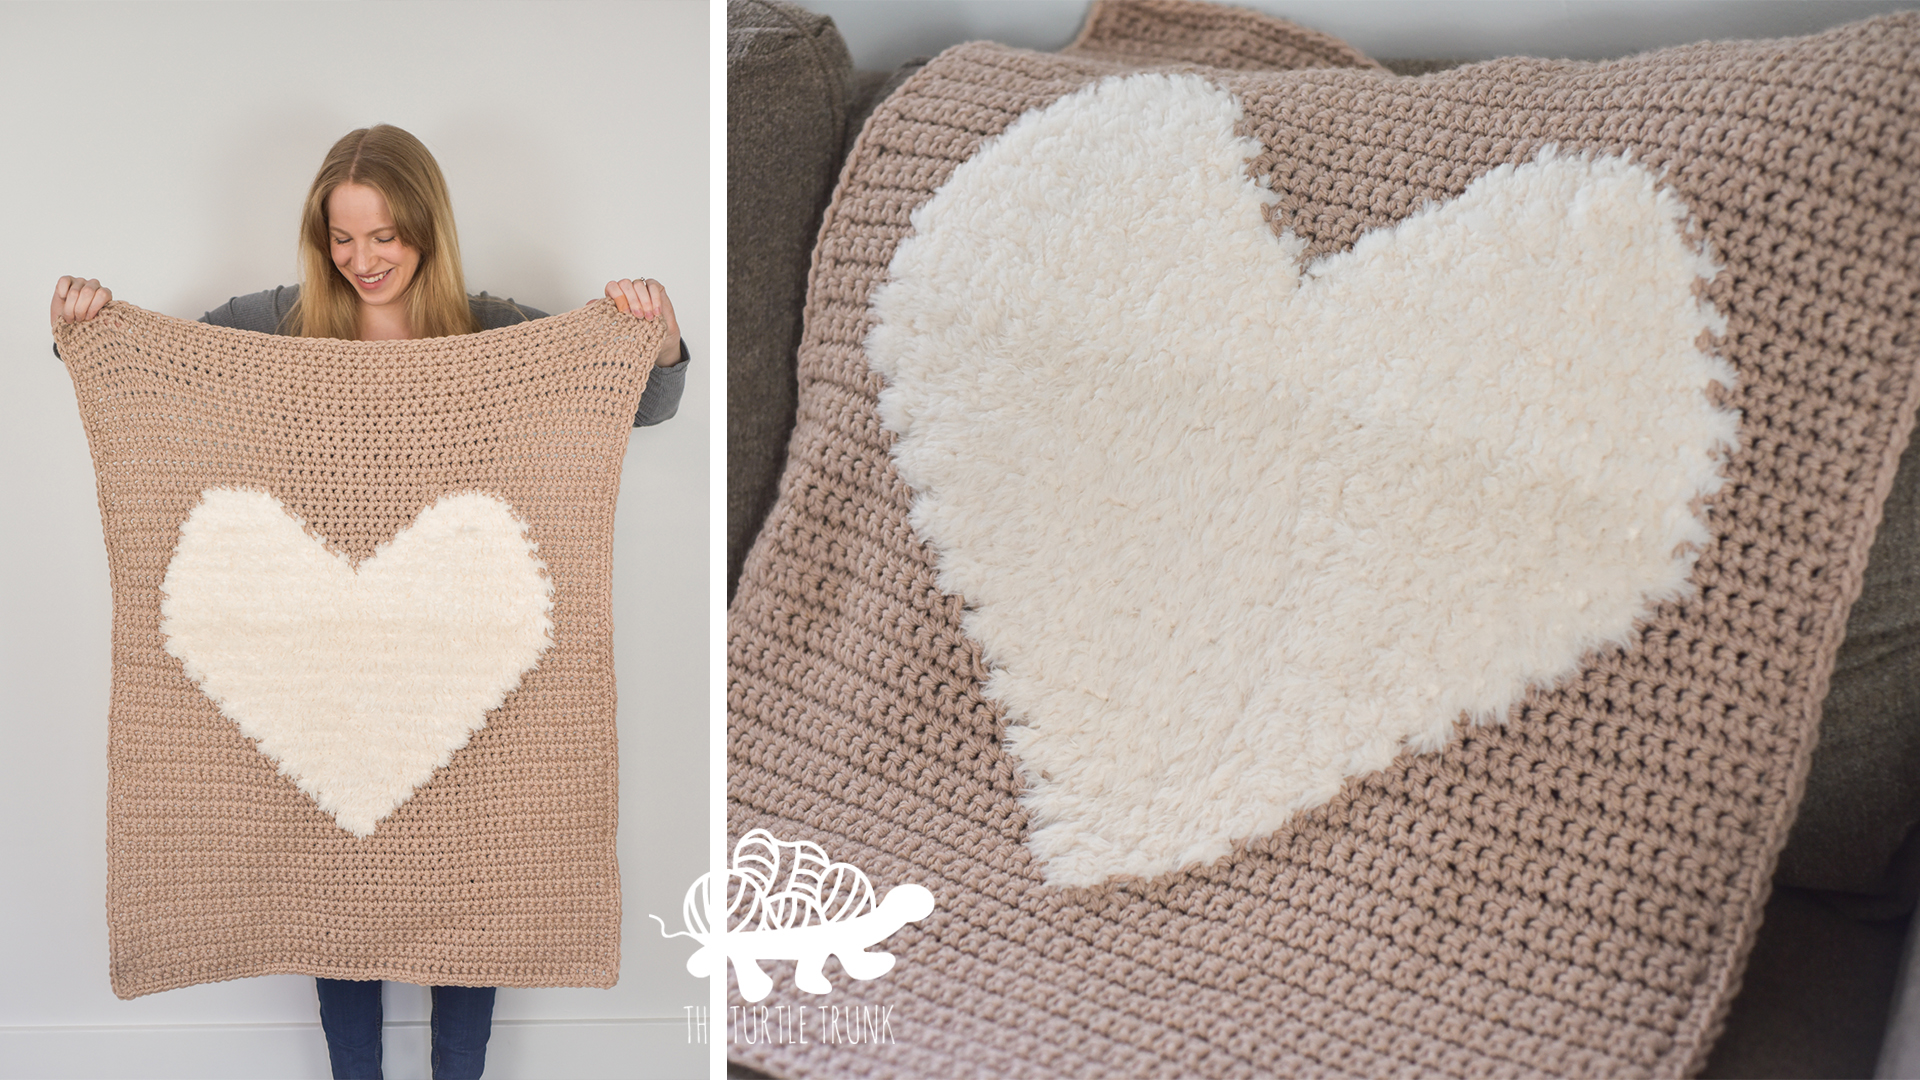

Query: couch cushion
1775 421 1920 907
726 0 854 595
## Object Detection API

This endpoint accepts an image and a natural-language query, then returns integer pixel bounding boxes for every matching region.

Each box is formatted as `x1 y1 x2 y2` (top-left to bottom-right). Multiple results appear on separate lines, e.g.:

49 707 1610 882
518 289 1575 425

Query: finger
604 280 631 313
626 278 652 320
610 279 646 317
53 277 79 324
71 280 100 323
87 286 112 320
654 286 676 333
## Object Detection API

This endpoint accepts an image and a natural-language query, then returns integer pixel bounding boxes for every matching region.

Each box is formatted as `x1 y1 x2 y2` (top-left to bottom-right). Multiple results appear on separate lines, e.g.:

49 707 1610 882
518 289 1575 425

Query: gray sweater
201 286 688 427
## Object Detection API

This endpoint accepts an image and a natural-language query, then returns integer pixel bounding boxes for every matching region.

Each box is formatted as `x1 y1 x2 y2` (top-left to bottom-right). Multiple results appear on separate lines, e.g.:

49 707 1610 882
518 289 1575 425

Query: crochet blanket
728 3 1920 1076
56 299 661 998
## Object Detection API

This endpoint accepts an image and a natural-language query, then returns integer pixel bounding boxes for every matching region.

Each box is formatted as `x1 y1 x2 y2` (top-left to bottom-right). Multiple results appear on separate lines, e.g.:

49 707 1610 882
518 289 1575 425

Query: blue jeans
315 978 496 1080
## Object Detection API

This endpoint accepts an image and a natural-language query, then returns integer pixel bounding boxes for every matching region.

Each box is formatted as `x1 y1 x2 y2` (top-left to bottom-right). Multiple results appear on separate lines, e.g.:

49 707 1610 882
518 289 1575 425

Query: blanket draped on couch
726 2 1920 1076
57 299 660 998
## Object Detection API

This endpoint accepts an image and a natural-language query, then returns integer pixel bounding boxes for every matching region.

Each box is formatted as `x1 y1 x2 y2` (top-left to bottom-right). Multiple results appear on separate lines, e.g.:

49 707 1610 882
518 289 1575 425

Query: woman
51 121 686 413
50 124 689 1080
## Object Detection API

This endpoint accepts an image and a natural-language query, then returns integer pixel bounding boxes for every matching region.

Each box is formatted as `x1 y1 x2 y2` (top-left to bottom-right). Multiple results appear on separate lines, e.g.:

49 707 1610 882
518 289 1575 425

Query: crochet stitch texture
726 3 1920 1076
57 299 661 997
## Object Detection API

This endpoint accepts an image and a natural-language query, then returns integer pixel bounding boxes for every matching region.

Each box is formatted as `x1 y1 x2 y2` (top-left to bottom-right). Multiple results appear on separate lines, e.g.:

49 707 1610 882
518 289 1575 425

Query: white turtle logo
654 829 936 1002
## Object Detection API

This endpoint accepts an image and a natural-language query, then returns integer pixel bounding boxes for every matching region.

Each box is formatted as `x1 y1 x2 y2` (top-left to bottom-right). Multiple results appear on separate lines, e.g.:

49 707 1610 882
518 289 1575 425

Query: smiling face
326 183 420 306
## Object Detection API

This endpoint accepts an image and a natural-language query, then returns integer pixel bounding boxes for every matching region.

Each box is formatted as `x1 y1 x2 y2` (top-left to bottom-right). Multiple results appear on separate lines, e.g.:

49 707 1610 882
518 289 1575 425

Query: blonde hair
292 125 478 340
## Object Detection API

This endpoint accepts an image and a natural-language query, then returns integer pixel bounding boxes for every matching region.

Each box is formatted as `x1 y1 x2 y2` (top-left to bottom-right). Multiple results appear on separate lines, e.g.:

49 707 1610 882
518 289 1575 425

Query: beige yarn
56 299 661 998
727 4 1920 1077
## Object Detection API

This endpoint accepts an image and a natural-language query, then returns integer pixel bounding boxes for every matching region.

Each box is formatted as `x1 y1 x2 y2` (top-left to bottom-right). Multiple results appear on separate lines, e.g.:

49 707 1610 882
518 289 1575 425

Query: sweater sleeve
635 342 690 427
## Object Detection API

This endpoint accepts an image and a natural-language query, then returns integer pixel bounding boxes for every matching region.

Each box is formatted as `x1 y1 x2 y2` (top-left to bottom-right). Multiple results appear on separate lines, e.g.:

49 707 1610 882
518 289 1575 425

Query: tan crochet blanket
728 3 1920 1077
57 299 661 997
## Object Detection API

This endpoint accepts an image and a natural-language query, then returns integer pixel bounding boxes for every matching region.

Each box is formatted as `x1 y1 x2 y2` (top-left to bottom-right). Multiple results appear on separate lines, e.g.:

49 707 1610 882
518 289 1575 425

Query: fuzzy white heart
866 73 1740 886
160 489 554 837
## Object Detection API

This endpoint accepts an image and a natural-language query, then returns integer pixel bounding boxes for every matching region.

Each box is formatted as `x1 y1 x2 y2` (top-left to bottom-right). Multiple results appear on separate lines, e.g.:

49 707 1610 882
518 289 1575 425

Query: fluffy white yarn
866 74 1739 886
160 489 554 837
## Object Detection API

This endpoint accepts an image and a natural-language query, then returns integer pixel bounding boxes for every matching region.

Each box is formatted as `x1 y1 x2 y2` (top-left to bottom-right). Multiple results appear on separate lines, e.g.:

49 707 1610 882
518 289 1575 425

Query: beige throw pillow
728 3 1920 1076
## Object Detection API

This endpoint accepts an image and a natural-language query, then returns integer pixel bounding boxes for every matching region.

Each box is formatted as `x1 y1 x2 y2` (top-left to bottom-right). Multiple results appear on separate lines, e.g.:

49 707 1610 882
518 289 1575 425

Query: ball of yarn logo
652 829 937 1002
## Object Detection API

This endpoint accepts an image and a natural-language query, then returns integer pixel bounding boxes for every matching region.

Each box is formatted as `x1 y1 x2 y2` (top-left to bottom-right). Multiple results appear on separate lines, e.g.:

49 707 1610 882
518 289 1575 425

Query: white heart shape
160 489 554 837
866 74 1740 886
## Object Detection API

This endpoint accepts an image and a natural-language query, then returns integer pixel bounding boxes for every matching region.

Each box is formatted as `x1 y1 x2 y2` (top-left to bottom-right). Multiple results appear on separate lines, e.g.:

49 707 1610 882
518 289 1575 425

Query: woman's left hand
605 278 682 368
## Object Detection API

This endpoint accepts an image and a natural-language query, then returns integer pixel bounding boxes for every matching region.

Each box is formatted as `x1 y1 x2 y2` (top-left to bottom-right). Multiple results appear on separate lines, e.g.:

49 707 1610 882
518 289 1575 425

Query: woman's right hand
51 276 112 327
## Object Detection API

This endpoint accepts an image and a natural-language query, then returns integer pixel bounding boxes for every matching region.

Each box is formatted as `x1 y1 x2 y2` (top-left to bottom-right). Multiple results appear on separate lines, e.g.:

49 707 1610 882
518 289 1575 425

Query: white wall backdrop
0 3 709 1079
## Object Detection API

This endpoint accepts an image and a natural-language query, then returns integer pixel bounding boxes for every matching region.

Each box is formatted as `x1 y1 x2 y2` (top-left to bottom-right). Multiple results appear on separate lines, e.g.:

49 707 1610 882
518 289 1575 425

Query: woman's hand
605 278 682 368
51 276 112 327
